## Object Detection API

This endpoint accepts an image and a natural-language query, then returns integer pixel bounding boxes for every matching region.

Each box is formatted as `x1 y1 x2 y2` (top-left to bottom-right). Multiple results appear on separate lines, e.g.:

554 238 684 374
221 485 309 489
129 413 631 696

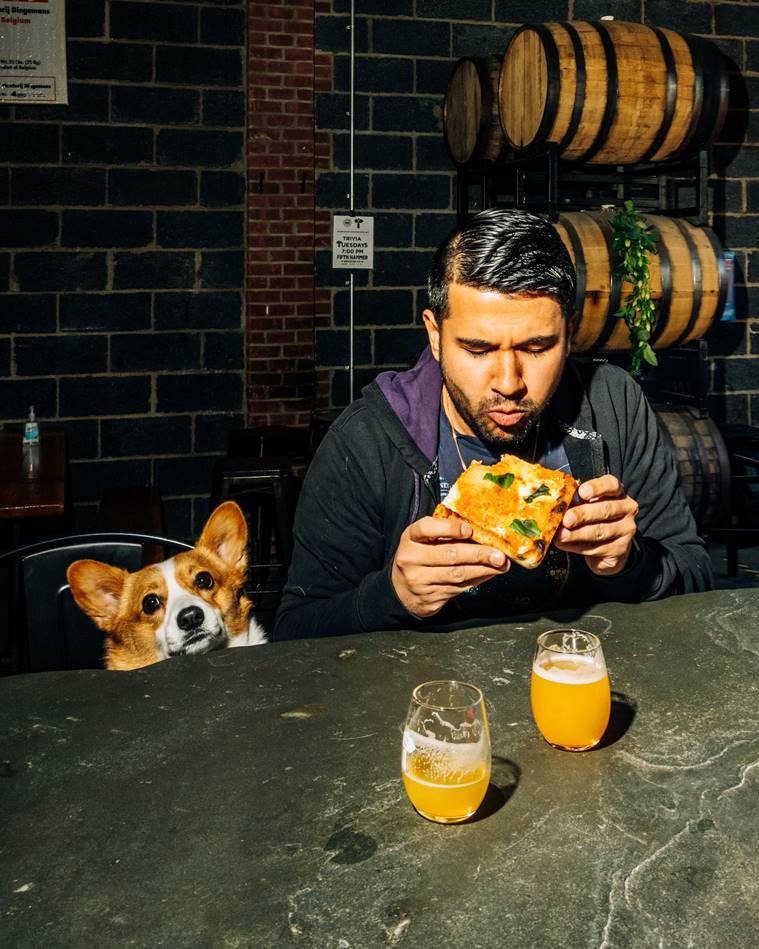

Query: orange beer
531 630 611 751
401 680 491 823
402 731 490 823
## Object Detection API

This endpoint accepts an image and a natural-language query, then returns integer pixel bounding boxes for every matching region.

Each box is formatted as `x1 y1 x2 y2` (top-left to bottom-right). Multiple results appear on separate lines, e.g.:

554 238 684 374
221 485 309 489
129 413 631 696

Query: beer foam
402 728 486 772
532 653 606 685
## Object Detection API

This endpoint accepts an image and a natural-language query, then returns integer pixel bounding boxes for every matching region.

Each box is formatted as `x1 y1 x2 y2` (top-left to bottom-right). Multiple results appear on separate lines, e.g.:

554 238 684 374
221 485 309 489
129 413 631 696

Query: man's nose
177 605 204 631
492 351 525 398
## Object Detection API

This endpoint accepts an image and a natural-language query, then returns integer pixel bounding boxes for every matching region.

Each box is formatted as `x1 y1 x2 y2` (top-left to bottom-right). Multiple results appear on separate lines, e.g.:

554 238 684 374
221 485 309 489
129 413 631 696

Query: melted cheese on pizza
436 454 579 568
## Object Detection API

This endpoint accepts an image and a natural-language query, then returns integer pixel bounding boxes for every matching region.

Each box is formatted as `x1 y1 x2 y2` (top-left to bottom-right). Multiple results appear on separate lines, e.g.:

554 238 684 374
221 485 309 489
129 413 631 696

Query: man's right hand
391 516 510 619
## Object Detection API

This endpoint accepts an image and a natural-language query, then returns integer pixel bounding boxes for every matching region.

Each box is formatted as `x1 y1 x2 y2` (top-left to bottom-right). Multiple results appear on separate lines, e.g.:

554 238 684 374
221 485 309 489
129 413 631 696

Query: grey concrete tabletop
2 588 758 948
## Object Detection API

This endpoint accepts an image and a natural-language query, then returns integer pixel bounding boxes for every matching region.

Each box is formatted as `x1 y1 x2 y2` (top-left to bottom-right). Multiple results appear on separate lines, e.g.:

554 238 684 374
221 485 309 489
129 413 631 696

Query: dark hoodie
273 349 712 640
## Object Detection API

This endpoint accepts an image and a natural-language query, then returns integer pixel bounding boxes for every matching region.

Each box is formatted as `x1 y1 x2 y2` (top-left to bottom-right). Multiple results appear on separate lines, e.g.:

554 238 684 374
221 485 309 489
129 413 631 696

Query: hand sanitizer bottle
23 405 40 446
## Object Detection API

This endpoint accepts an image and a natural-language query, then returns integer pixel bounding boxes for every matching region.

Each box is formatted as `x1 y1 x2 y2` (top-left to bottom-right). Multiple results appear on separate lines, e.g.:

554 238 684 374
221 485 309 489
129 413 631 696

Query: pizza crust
433 454 579 569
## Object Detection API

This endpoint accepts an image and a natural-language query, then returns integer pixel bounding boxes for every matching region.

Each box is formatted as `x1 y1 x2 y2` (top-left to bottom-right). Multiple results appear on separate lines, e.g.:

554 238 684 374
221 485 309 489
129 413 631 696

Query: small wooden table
0 429 67 519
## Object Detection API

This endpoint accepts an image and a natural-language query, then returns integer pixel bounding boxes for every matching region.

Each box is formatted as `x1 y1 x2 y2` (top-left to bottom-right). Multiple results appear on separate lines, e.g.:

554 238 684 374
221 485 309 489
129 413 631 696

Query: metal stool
707 425 759 576
212 455 299 580
227 426 309 462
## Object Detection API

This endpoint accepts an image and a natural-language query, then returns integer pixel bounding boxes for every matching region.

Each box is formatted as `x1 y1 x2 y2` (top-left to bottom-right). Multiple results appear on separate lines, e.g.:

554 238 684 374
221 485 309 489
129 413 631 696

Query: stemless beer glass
530 629 611 751
401 680 491 824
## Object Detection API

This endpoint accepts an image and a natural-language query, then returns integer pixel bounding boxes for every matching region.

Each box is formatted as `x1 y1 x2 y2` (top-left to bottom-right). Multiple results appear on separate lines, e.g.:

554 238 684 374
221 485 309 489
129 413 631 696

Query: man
274 208 712 640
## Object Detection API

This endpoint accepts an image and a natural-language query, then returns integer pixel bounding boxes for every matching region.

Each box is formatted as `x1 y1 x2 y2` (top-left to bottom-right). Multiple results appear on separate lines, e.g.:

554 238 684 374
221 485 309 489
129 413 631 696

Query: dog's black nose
177 605 204 631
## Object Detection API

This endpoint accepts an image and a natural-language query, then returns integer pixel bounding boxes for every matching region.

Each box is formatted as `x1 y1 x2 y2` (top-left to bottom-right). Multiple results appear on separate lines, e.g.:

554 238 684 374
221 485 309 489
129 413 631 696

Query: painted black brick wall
315 0 759 427
0 0 246 540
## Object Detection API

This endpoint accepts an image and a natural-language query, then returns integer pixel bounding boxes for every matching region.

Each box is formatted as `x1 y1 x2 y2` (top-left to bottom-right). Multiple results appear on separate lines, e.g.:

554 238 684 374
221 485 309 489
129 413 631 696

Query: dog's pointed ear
67 560 128 631
197 501 249 569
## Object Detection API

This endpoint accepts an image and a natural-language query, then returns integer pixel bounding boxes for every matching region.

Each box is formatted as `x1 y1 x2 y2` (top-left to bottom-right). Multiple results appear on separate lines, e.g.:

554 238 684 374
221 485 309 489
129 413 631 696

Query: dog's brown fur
67 501 262 671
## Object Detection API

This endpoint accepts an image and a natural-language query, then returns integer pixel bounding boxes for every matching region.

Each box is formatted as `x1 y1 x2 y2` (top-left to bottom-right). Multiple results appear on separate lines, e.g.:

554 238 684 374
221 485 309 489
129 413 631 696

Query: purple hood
373 346 441 463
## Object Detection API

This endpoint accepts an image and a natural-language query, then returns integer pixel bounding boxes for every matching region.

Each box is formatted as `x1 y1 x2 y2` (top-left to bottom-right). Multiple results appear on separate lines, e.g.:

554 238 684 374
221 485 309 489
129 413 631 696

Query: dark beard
441 364 542 458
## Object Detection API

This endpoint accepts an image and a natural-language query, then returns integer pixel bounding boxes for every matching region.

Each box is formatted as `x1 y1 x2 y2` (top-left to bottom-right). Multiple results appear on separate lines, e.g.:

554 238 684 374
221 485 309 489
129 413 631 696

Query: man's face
423 283 571 454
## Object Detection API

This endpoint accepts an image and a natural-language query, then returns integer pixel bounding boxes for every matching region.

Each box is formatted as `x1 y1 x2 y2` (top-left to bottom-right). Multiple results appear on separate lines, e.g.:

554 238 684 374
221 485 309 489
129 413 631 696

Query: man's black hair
427 207 577 319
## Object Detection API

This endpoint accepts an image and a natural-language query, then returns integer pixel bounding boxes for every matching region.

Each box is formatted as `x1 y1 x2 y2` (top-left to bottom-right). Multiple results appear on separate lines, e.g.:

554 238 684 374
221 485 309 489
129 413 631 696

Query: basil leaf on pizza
510 518 541 538
484 472 515 489
524 484 550 504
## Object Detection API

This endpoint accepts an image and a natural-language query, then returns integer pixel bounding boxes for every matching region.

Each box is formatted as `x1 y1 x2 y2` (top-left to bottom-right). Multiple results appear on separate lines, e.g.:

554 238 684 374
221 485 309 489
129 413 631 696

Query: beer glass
401 680 491 824
530 629 611 751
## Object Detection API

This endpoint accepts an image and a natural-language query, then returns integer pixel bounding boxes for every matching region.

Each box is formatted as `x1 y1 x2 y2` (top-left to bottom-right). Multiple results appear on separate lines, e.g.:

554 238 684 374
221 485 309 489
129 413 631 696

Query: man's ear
422 309 441 362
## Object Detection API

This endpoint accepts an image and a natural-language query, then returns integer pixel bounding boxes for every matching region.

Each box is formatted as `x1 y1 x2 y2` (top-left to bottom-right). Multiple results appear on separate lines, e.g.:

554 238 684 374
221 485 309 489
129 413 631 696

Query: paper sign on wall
332 214 374 270
0 0 68 105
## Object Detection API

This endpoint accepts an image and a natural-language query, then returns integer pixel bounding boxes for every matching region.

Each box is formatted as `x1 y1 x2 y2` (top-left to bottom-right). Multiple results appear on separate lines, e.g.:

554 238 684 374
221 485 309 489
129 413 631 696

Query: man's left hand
553 475 639 576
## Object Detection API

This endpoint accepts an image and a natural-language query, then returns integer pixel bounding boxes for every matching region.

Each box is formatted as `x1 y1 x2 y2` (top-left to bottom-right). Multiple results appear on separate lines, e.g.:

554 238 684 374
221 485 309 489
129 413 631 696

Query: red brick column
246 2 322 426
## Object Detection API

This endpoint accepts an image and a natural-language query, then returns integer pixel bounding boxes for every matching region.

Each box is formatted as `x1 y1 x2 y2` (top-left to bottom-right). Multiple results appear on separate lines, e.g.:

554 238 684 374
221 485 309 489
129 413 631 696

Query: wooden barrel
444 56 507 166
554 211 726 354
655 408 730 531
499 21 729 165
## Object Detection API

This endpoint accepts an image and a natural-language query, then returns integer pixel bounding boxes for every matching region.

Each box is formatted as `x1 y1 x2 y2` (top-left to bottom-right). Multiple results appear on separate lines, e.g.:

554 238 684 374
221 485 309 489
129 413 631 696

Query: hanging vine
608 200 660 376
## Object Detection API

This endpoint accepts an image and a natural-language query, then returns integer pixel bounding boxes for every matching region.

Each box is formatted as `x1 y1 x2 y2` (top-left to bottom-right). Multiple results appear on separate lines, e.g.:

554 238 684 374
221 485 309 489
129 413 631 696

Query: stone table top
2 589 759 947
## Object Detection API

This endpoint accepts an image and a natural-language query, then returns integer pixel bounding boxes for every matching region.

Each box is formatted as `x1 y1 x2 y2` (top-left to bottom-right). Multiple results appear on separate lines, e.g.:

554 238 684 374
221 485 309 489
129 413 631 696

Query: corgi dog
67 501 267 671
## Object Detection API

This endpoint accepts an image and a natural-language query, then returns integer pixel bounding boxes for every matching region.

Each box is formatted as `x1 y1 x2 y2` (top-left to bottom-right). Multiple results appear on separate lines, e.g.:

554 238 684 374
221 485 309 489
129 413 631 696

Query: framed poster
0 0 68 104
332 214 374 270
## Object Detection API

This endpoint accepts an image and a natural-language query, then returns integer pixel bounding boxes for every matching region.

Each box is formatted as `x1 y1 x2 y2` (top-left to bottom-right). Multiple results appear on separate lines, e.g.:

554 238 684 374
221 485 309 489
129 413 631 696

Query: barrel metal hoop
639 27 678 163
690 37 729 151
673 32 706 161
573 20 618 165
474 55 498 161
560 214 587 322
523 24 562 152
556 22 587 153
703 226 728 326
594 213 623 350
469 57 488 161
711 45 731 147
689 418 707 522
649 216 672 348
713 418 732 522
669 218 703 348
657 409 729 531
443 64 463 164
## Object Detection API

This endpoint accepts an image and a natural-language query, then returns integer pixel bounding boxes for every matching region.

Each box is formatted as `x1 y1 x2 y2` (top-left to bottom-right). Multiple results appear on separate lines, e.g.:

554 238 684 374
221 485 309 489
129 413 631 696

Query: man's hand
391 516 509 619
554 475 639 576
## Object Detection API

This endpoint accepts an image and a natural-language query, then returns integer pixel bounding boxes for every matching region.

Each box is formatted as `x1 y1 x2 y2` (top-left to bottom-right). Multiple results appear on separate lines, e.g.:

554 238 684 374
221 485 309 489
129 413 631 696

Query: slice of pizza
433 454 579 569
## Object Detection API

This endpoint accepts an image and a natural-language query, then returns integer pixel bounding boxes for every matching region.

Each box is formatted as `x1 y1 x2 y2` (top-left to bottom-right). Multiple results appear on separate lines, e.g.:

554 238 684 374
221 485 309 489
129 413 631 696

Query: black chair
0 532 192 675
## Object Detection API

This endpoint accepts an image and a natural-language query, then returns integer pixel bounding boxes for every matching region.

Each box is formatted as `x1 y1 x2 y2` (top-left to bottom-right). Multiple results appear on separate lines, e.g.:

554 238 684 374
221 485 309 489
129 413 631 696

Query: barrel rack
455 145 709 225
443 18 746 554
598 340 710 415
458 147 733 537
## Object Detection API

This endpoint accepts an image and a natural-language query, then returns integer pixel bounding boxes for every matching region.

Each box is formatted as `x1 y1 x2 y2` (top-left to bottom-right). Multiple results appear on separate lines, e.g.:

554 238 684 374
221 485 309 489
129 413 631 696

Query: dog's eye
195 571 214 590
142 594 161 615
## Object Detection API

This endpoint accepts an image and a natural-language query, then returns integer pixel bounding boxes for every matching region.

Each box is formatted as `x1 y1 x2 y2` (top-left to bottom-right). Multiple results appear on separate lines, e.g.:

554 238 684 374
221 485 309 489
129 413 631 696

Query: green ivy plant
608 200 660 376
